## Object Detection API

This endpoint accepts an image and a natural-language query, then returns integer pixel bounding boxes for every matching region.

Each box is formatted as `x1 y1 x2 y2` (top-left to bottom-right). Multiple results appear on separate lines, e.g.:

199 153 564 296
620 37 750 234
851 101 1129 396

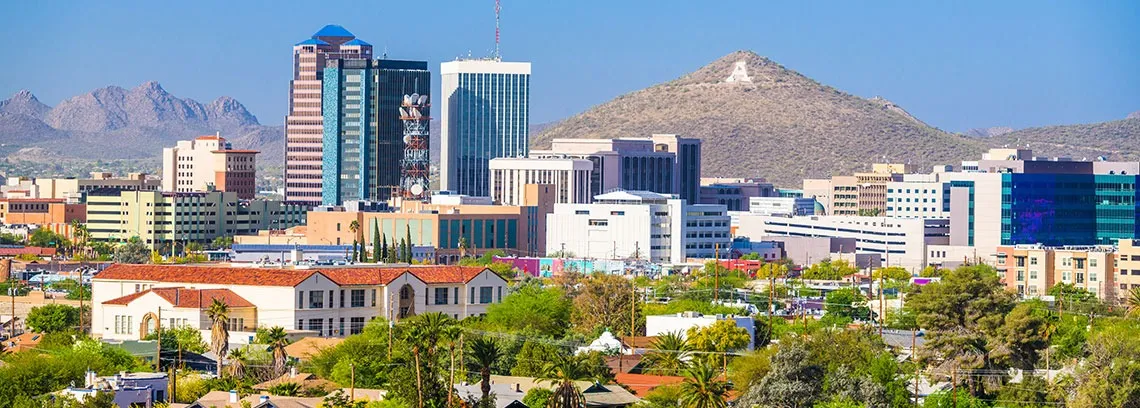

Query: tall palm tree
643 331 692 375
1127 287 1140 317
540 354 590 408
400 312 455 408
348 220 361 261
264 326 291 375
469 336 502 402
227 347 248 379
205 298 229 375
678 361 729 408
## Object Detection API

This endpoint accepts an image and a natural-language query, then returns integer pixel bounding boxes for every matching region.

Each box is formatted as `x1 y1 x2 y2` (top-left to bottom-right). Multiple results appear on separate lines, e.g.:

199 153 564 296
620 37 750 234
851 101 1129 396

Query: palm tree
227 347 248 379
264 326 291 375
678 361 729 408
205 298 230 375
643 331 692 375
540 354 591 408
469 336 503 402
400 312 455 408
1127 287 1140 317
348 220 361 261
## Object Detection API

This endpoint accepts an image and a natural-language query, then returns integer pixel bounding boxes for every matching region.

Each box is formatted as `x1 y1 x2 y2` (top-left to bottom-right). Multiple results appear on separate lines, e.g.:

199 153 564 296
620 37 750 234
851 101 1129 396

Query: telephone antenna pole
494 0 502 60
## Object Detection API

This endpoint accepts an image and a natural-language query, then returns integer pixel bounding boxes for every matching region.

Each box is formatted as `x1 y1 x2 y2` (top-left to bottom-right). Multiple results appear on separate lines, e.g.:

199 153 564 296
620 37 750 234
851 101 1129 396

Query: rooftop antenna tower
398 80 431 201
494 0 502 61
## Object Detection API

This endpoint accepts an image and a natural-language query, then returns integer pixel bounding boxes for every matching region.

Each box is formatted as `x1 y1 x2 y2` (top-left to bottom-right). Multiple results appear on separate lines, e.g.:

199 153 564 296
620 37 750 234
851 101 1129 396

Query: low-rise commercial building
747 197 817 217
545 190 730 264
3 173 159 203
0 198 85 226
92 264 507 343
1114 239 1140 302
530 135 702 203
85 190 306 250
698 179 776 212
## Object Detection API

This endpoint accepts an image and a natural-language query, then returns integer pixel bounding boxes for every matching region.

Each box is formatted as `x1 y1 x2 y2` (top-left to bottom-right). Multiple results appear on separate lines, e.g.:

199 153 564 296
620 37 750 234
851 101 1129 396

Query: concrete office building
735 214 949 271
1115 239 1140 302
747 197 817 217
162 135 258 199
85 190 306 250
3 173 159 203
285 25 373 206
321 58 431 205
440 60 531 197
699 179 776 212
996 245 1115 300
92 264 507 342
531 136 702 203
488 157 592 205
545 190 730 264
802 163 912 215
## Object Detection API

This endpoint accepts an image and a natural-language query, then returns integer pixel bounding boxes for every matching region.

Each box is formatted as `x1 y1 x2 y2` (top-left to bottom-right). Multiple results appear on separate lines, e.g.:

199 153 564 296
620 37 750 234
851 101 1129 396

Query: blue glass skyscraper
440 60 531 197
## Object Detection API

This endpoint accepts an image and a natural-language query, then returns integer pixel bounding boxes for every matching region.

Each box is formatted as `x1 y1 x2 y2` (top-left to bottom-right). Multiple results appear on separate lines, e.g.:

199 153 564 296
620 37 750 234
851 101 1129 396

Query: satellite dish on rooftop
410 184 425 196
417 95 428 105
402 95 412 105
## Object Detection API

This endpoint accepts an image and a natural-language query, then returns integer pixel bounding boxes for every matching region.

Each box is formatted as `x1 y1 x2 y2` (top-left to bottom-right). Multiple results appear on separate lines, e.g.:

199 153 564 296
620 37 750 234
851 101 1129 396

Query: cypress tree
372 223 381 263
381 234 388 261
351 239 358 263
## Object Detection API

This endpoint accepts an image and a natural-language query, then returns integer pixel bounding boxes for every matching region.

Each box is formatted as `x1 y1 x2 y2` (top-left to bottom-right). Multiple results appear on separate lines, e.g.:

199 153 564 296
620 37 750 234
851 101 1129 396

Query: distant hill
987 115 1140 161
532 51 988 186
964 126 1015 138
0 83 281 177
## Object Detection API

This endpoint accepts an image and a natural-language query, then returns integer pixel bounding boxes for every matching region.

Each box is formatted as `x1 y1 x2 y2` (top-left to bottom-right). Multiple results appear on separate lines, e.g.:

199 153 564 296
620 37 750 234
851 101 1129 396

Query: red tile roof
95 264 494 287
195 135 222 140
613 373 685 396
96 264 317 287
103 287 255 308
0 247 57 257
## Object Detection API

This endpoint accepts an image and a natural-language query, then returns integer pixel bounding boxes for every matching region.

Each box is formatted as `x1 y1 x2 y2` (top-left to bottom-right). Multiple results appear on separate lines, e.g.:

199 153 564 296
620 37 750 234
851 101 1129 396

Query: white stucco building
162 134 258 199
545 190 730 264
92 264 507 344
488 157 593 205
645 311 756 350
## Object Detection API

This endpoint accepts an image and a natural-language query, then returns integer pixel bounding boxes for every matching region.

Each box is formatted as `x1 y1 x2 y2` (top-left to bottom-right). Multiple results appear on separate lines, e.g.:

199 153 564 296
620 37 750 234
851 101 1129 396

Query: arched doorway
398 284 416 319
139 312 159 340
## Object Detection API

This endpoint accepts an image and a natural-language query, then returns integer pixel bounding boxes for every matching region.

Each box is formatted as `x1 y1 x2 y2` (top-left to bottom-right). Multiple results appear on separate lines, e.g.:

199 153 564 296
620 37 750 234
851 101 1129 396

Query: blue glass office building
1000 168 1139 246
440 60 531 197
322 58 430 205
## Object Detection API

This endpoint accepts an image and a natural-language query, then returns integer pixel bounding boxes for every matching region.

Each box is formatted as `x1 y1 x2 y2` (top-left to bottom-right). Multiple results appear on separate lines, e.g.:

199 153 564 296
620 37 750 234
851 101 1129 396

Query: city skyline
1 1 1137 133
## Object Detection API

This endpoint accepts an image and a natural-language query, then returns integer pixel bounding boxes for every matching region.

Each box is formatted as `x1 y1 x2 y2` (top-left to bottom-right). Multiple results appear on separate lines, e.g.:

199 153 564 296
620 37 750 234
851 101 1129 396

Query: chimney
514 383 522 393
229 390 238 403
174 288 179 306
290 366 297 378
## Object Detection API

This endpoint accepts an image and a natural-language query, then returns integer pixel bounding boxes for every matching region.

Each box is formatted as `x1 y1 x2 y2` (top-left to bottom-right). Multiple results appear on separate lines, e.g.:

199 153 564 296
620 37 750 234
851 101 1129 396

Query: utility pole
951 364 958 408
768 270 775 340
911 327 918 408
155 307 163 370
879 270 885 337
9 278 15 336
713 243 720 302
350 363 356 401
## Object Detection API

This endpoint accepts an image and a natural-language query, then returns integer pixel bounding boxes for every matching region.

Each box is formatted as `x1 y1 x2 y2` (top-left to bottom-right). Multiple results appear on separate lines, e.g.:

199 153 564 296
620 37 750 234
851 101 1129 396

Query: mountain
964 126 1015 138
0 90 50 119
533 51 987 186
987 115 1140 161
0 83 281 176
1129 111 1140 120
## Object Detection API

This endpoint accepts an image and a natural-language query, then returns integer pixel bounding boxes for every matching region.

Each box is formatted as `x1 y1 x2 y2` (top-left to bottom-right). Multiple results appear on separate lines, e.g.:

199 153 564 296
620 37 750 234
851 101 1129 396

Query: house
454 375 640 408
253 369 337 395
61 371 168 408
612 373 685 396
92 264 507 344
2 332 42 352
645 311 756 350
189 390 322 408
283 337 345 362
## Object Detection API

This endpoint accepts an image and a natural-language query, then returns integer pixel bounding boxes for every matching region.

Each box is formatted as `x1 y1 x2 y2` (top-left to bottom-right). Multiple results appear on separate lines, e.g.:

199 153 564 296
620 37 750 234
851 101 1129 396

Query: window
298 292 304 309
479 287 493 304
309 291 324 309
434 288 449 305
1016 271 1024 281
308 318 324 336
351 290 366 307
1029 271 1037 280
575 210 589 215
340 290 345 308
339 318 345 336
1030 257 1037 265
470 287 476 304
1091 272 1098 282
588 219 608 226
350 317 365 335
454 287 459 305
1090 258 1098 267
371 289 377 306
497 286 503 303
227 318 245 331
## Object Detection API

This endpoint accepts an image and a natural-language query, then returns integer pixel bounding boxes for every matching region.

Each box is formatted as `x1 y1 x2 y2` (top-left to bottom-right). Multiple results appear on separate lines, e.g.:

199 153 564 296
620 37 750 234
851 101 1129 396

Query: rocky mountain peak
0 89 51 119
206 96 259 127
671 50 813 87
1128 110 1140 120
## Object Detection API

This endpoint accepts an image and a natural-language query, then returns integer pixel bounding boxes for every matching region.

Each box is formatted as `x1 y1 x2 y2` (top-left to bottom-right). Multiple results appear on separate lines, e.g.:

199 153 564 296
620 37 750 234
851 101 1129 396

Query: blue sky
1 0 1137 132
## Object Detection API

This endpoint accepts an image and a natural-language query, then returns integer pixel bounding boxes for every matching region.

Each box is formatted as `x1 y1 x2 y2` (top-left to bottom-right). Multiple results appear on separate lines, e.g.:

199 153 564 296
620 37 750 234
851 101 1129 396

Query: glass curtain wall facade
322 59 429 205
441 61 531 198
1001 173 1139 246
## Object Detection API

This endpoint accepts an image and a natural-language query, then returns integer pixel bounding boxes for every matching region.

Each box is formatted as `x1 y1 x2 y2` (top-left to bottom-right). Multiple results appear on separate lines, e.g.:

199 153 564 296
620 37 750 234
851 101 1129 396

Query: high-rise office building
440 60 531 197
162 134 258 199
321 59 430 205
285 25 372 206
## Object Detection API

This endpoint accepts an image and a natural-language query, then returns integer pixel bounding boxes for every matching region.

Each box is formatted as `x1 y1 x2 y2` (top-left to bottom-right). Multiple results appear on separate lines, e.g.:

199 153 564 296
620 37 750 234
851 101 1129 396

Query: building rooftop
103 287 255 308
294 38 330 46
343 38 371 46
94 264 496 287
312 24 354 39
593 190 672 202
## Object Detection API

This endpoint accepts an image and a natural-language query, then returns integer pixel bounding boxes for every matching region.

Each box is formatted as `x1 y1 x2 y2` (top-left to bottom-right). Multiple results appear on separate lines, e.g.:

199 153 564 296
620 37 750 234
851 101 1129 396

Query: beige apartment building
1115 240 1140 302
162 135 258 199
996 245 1115 300
2 173 159 202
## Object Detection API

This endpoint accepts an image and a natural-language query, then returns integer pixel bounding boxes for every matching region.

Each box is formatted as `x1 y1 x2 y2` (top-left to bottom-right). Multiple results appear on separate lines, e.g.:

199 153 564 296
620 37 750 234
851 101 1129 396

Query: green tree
642 331 692 375
919 265 945 278
226 347 249 379
740 252 762 261
28 228 67 248
264 326 291 375
113 237 150 264
211 236 234 249
737 342 824 408
678 361 729 408
352 239 359 263
523 388 554 408
381 234 389 262
206 299 230 374
727 348 775 391
570 274 637 336
1124 287 1140 317
1068 317 1140 407
25 304 80 333
824 287 871 324
485 281 572 337
397 312 457 408
468 336 502 402
540 353 591 408
687 320 750 369
145 324 208 354
372 222 381 263
405 225 413 263
802 259 858 280
511 340 565 378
